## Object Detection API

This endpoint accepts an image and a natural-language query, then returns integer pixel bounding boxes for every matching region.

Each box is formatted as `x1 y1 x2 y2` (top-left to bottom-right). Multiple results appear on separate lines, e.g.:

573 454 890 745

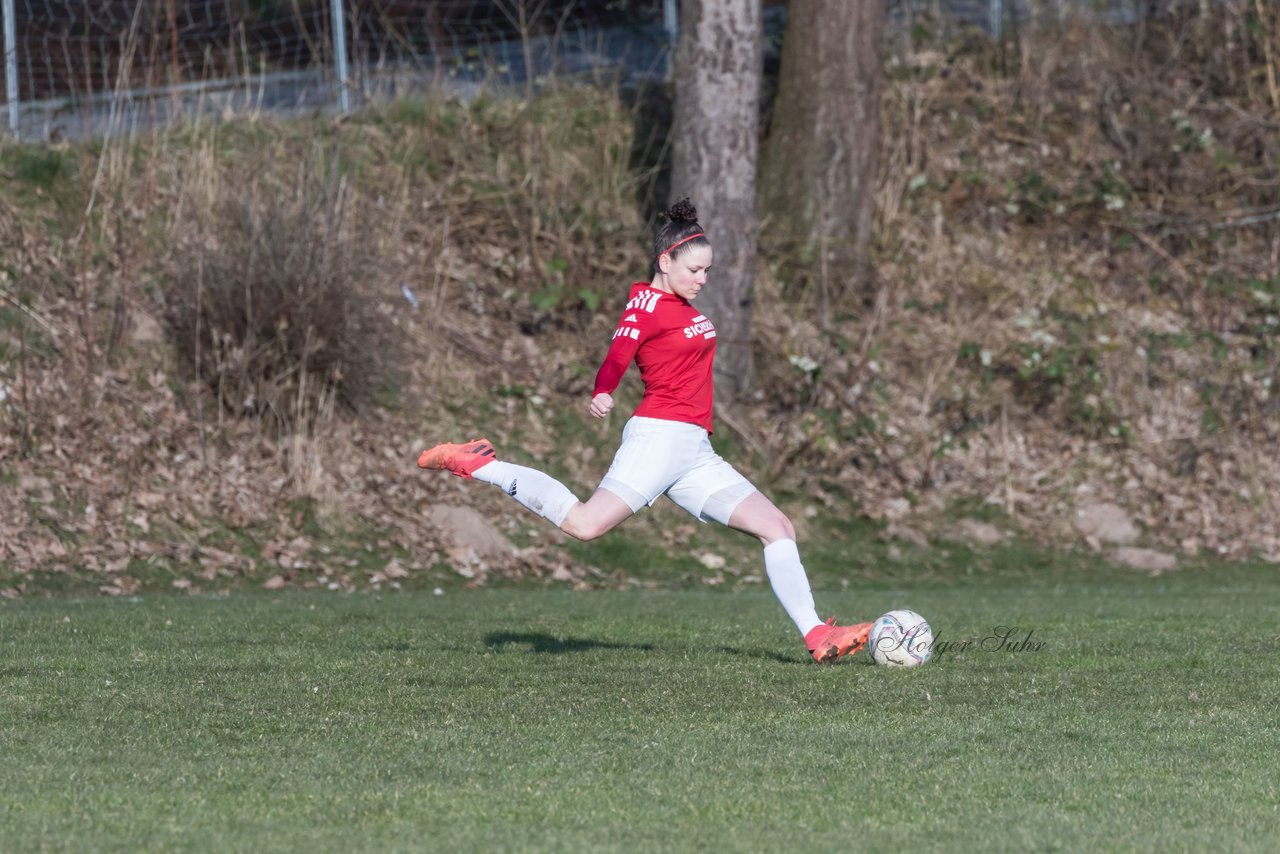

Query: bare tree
761 0 885 323
670 0 762 398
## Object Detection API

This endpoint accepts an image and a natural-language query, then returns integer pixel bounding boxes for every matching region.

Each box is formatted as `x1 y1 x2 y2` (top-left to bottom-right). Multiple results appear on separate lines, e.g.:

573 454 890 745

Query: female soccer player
418 199 871 662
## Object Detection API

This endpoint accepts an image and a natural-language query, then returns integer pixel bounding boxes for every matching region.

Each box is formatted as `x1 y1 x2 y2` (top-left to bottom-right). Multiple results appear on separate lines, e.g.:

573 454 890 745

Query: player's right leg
416 437 498 478
416 437 635 538
418 437 581 528
559 488 635 541
554 417 703 540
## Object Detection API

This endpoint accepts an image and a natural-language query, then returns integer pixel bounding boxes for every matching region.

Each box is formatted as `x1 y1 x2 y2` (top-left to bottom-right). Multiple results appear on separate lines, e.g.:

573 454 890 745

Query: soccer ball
868 609 933 667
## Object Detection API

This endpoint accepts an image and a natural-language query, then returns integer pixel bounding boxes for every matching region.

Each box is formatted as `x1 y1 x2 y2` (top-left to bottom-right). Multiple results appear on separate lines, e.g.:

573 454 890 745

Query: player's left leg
725 494 872 661
667 443 871 662
722 491 825 637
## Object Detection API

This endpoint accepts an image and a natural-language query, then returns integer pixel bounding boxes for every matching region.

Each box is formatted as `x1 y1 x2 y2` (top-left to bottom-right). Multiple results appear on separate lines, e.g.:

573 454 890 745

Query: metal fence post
3 0 18 137
663 0 677 81
989 0 1005 41
330 0 350 113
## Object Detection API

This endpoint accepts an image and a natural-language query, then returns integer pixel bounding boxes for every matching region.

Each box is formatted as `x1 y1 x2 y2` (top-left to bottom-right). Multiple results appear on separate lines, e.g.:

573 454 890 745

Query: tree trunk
760 0 885 323
670 0 761 399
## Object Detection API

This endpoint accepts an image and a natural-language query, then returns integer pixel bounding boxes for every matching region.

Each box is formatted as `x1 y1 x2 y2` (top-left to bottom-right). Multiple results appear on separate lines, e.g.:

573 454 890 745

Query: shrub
164 152 397 433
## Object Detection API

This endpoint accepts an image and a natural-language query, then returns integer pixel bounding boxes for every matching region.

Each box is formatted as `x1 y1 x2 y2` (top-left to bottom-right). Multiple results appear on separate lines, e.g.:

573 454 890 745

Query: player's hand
589 392 614 419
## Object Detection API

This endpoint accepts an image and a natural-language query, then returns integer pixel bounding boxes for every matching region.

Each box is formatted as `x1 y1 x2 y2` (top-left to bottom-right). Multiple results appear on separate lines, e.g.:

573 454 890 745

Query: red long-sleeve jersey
592 282 717 433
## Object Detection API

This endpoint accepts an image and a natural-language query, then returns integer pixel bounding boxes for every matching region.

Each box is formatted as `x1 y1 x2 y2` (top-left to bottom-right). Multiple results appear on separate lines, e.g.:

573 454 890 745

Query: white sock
472 460 580 527
763 539 823 636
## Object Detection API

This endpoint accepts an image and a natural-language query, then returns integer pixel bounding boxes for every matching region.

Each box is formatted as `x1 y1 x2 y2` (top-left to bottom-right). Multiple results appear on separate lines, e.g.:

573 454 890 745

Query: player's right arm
589 300 653 417
589 391 614 418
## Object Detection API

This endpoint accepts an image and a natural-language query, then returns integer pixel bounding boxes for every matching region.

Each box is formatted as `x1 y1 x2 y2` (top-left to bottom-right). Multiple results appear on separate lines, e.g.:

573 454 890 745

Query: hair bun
665 198 698 225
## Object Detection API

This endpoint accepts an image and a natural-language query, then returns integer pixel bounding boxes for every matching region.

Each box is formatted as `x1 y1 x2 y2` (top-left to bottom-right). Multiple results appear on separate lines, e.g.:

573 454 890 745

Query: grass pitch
2 563 1279 852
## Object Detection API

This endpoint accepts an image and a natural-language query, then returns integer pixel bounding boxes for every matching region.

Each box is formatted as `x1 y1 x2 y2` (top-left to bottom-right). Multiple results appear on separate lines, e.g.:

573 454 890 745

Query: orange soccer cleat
804 618 874 664
416 437 497 479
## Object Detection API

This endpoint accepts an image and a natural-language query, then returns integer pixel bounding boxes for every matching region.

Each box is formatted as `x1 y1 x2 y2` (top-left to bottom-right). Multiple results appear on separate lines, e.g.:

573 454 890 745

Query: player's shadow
484 632 809 665
484 631 656 654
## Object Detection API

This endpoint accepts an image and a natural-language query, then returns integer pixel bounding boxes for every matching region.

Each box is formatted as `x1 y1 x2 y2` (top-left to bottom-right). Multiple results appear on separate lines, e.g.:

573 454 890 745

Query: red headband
659 232 705 260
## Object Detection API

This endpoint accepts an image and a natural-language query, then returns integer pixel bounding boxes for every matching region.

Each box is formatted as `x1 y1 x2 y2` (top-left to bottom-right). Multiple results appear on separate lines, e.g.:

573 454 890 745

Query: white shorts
598 416 757 525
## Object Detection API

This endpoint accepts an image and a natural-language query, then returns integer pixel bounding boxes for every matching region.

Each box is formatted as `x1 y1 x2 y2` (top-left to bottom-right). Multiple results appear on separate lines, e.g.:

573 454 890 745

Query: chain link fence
1 0 1180 142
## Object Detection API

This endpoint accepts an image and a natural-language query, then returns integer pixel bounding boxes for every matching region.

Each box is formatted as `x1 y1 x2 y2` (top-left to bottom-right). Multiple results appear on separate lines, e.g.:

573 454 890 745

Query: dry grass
0 85 651 587
3 7 1279 592
162 141 400 433
751 4 1280 558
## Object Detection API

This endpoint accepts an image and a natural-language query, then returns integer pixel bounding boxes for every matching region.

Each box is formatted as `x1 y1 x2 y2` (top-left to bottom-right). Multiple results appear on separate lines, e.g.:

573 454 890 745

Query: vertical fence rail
331 0 350 113
663 0 677 80
3 0 18 137
0 1 1171 144
664 0 678 43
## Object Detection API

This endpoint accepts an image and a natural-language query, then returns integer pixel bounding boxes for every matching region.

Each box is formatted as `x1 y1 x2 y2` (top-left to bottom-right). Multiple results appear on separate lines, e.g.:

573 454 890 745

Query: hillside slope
2 14 1277 594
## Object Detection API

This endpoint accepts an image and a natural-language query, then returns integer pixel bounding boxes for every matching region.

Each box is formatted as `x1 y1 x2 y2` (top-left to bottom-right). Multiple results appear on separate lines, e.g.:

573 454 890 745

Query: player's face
658 244 713 302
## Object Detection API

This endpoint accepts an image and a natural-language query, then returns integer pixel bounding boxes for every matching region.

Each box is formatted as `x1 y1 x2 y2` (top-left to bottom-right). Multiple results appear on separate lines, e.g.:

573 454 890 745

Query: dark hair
652 198 709 272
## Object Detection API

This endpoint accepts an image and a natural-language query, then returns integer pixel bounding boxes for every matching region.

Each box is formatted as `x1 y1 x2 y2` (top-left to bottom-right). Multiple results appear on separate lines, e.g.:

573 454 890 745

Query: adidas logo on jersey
624 313 638 323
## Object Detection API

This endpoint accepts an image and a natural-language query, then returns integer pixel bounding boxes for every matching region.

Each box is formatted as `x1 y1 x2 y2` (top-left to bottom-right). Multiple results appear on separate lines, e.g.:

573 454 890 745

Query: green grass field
3 563 1279 852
